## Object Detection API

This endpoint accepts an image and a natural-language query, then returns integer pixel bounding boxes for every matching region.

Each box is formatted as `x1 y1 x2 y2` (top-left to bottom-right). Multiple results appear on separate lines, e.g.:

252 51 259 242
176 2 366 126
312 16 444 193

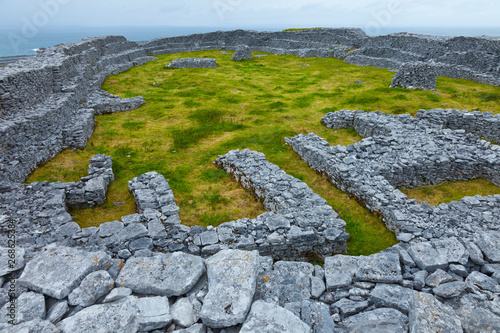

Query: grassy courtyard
27 50 500 256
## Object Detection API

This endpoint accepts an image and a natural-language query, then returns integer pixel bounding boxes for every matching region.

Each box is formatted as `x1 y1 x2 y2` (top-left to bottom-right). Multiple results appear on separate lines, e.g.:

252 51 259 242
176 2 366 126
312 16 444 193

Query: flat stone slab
240 300 310 333
18 246 111 299
409 292 462 333
166 58 217 69
57 297 138 333
355 253 402 283
324 255 360 290
476 231 500 263
68 270 114 307
370 284 416 315
255 261 314 305
116 252 205 297
407 242 448 272
0 292 45 325
1 319 60 333
340 308 409 332
133 296 172 331
200 250 260 328
0 247 25 276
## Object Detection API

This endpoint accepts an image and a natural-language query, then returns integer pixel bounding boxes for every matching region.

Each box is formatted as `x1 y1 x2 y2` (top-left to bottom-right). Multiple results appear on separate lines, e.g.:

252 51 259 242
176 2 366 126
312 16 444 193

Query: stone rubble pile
286 109 500 241
230 45 254 61
165 58 217 69
1 234 499 332
390 61 437 90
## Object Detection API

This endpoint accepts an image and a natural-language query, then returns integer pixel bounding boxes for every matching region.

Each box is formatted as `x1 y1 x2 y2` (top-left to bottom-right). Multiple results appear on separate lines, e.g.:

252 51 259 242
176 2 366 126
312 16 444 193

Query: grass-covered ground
27 50 500 256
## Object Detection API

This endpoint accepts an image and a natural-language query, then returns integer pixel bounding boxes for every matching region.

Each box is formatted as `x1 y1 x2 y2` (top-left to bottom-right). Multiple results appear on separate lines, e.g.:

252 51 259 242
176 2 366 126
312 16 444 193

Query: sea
0 25 499 58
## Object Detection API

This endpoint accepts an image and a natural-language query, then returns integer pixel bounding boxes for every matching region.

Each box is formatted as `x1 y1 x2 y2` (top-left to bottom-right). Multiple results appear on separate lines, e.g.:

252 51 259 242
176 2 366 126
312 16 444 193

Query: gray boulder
231 45 253 61
240 300 310 333
116 252 205 297
18 246 110 299
68 270 114 307
200 250 259 328
409 292 462 333
425 269 454 288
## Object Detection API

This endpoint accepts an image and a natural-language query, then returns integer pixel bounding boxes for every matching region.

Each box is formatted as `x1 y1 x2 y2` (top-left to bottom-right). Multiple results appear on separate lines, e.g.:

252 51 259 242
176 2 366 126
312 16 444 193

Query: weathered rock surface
239 300 311 333
231 45 253 61
57 297 139 333
116 252 205 297
409 292 462 333
68 270 114 307
18 246 110 299
200 250 259 328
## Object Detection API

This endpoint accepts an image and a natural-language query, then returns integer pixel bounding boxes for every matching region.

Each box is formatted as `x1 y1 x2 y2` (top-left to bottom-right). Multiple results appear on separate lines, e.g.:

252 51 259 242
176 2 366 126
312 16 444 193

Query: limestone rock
355 253 402 283
340 308 409 332
18 246 110 299
0 292 45 325
134 296 172 331
57 297 138 333
116 252 205 297
465 271 500 293
0 247 25 276
433 281 466 298
390 62 437 91
103 287 132 303
324 255 359 290
0 319 60 333
68 270 114 307
200 250 259 328
476 231 500 263
409 292 462 333
231 45 253 61
408 242 448 272
370 284 416 315
171 297 200 328
46 300 69 324
425 269 454 288
239 300 310 333
255 261 313 305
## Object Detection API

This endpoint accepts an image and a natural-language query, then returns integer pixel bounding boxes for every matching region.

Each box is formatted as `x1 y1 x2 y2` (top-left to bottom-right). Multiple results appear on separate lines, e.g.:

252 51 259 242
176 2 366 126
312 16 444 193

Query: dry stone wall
1 31 500 332
287 109 500 240
0 36 155 183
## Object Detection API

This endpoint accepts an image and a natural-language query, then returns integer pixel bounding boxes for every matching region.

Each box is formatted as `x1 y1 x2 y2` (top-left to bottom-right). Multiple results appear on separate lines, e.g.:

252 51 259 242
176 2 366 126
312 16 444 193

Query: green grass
27 50 500 256
401 179 500 206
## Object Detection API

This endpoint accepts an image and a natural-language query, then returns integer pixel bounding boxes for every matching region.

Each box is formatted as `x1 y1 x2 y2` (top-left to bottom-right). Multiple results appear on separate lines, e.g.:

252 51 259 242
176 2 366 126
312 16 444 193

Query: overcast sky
1 0 499 31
